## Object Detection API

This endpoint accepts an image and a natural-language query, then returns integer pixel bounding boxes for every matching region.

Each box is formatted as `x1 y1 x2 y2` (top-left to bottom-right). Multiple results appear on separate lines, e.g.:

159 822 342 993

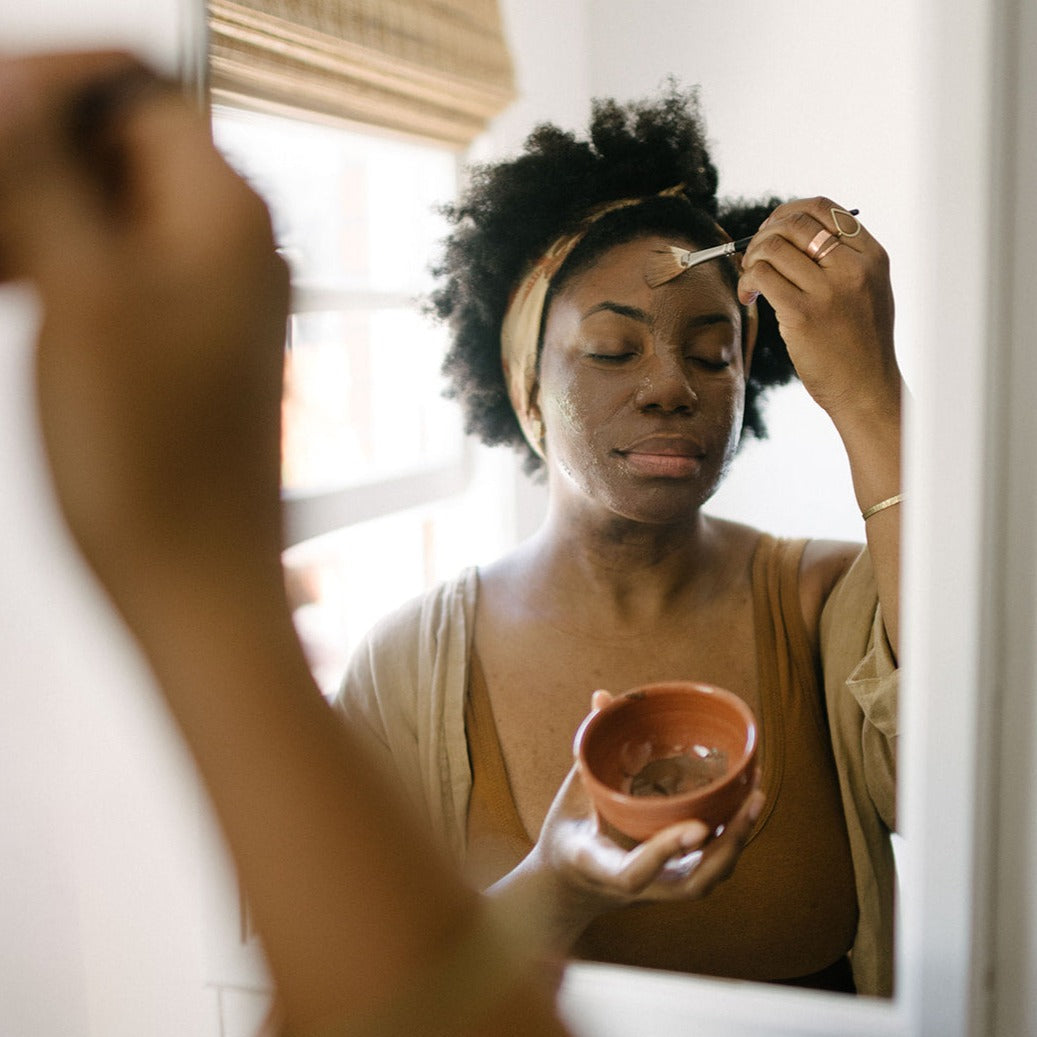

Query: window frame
278 277 472 549
209 101 486 693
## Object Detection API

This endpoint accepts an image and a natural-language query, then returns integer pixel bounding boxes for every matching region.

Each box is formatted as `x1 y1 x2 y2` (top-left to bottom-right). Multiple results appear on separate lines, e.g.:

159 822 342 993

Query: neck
520 496 727 630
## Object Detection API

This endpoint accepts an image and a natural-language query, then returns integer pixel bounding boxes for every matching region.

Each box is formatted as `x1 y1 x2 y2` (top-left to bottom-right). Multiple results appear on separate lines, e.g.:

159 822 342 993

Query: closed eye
689 356 731 371
588 352 637 362
681 315 738 371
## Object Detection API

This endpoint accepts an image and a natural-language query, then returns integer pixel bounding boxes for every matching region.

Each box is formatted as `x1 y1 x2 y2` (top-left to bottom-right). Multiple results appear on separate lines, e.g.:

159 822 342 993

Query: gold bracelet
861 493 903 521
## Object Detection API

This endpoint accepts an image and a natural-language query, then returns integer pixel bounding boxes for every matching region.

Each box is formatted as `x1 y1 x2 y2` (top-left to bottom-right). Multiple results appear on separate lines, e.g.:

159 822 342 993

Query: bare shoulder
702 514 765 569
801 538 863 591
798 538 864 645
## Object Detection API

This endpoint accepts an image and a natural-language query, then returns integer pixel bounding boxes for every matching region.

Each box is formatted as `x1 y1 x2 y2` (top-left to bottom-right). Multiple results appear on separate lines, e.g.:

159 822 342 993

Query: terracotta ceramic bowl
573 681 758 841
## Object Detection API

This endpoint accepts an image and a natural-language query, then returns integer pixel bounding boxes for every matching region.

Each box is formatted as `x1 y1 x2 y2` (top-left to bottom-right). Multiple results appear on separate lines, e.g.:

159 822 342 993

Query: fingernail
679 821 709 850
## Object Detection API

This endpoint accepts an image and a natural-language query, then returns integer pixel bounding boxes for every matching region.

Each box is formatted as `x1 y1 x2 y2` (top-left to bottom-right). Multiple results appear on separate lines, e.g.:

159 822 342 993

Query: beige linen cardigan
335 547 898 997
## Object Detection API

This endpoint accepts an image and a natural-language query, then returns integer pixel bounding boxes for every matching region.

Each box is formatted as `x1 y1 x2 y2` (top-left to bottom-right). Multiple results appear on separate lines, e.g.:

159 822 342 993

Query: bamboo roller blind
207 0 517 147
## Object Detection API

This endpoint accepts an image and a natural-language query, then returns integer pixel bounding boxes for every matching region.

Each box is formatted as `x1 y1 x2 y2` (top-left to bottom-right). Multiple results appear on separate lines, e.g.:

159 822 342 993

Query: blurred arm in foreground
0 50 568 1037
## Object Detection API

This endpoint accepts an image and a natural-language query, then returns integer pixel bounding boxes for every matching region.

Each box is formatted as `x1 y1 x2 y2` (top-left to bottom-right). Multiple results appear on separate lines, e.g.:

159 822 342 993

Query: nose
633 350 698 414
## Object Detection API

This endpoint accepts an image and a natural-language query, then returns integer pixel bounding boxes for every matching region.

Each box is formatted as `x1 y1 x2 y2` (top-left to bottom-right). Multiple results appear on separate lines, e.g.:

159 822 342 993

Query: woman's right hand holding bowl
496 690 764 951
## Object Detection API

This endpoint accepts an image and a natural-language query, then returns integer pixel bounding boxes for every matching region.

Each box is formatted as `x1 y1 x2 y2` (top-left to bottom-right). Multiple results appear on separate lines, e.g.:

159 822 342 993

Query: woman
337 88 901 996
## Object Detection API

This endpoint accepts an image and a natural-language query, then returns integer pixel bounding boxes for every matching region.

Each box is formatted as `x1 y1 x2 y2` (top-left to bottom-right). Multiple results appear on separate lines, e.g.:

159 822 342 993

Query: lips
616 435 706 478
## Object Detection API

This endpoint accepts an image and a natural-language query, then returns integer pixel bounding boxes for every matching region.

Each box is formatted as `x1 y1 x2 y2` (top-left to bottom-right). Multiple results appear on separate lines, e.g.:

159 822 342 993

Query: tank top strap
749 535 819 832
464 651 533 861
751 534 817 696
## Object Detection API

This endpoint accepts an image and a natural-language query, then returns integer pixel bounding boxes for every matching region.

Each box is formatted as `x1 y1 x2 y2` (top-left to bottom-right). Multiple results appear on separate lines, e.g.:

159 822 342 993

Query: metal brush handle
679 236 753 270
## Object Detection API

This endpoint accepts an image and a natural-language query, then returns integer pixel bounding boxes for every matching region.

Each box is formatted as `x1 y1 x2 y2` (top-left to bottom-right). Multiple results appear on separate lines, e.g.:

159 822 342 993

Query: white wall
492 0 922 543
483 0 590 154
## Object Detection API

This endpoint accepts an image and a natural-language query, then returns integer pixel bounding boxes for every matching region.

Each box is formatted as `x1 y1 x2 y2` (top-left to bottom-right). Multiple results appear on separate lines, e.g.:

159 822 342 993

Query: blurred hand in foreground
0 50 569 1037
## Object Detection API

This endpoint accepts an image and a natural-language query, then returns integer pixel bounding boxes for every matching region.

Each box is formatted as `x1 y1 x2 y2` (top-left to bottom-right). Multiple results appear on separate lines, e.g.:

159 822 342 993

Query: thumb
539 762 594 836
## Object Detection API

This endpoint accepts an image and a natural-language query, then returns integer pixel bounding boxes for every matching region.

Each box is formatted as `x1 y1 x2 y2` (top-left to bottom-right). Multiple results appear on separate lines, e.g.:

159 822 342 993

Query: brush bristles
644 246 690 288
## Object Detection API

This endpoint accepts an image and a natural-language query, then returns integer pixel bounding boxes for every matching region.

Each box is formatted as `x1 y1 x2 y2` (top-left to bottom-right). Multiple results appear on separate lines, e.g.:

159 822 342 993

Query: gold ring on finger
814 235 842 261
807 231 841 262
831 207 862 238
805 229 833 260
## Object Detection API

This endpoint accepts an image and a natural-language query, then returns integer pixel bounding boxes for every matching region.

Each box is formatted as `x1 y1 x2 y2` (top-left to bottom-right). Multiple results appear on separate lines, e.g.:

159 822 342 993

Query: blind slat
208 0 516 147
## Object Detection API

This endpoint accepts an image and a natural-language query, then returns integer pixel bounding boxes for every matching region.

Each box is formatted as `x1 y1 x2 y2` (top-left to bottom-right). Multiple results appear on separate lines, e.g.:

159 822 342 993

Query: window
213 107 511 694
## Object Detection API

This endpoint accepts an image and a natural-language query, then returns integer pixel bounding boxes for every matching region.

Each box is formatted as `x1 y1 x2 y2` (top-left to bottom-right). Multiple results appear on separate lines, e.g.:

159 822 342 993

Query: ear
741 300 759 376
527 381 547 456
528 380 541 421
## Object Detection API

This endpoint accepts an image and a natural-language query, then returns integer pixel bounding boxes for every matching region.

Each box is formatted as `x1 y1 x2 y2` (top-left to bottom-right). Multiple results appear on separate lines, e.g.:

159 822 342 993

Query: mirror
208 0 921 1018
206 0 921 1015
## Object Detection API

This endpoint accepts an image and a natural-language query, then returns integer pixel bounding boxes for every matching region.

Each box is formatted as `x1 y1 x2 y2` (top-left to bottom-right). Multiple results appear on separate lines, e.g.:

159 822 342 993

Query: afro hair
429 83 796 473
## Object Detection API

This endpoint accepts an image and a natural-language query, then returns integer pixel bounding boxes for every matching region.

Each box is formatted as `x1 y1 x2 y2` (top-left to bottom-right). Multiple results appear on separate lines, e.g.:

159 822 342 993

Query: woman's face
536 234 751 525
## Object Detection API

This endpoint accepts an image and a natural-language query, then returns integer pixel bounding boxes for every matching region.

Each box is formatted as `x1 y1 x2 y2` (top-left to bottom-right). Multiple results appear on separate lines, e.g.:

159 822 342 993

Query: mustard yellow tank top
464 535 859 990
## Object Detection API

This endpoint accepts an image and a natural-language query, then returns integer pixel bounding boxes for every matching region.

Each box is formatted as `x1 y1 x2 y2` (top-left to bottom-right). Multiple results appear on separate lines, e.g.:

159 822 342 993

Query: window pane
211 106 462 492
210 106 513 698
212 106 456 292
283 307 461 492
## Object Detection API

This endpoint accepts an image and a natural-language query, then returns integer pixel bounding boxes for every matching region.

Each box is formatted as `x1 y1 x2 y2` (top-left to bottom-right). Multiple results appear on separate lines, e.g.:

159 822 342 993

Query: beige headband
500 185 688 458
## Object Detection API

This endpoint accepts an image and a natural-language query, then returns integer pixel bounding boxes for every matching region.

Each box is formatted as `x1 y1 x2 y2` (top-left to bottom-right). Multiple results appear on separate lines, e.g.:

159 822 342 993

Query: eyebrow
582 301 651 324
581 302 735 329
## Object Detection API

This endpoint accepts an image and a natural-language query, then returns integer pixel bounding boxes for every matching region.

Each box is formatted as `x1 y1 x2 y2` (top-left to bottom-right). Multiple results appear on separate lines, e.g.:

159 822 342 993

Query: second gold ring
806 230 841 262
813 234 842 261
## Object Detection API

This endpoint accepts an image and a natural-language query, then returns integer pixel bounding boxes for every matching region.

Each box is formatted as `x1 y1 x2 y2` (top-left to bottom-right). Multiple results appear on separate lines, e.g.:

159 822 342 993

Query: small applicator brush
644 207 861 289
644 237 753 288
